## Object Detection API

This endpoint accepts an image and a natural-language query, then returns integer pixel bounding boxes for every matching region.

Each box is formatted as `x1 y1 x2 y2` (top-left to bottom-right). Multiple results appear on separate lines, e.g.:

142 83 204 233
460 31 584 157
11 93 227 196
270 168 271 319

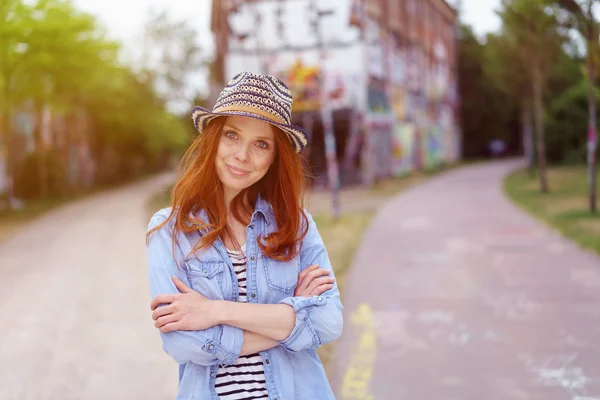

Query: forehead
223 115 276 139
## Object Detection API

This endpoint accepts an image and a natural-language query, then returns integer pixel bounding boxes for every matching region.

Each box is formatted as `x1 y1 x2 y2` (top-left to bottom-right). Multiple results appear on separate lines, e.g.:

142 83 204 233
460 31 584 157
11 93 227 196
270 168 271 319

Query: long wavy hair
147 116 310 262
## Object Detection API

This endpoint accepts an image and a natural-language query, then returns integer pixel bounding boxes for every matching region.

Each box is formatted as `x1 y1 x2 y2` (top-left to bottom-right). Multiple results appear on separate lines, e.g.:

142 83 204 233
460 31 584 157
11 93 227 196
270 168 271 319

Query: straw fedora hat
191 72 308 153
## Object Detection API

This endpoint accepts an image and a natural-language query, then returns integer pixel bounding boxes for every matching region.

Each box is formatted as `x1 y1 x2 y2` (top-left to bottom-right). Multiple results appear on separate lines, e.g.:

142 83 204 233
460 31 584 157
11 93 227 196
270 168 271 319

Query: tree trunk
35 103 49 198
522 100 534 176
532 67 549 193
586 23 597 213
0 102 15 209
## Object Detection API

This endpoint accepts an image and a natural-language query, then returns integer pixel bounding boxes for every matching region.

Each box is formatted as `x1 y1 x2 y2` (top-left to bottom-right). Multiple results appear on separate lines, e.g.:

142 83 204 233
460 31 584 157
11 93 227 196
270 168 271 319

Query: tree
20 1 120 196
1 0 191 203
483 33 535 171
0 0 31 205
139 10 206 113
457 25 515 158
499 0 565 193
553 0 599 212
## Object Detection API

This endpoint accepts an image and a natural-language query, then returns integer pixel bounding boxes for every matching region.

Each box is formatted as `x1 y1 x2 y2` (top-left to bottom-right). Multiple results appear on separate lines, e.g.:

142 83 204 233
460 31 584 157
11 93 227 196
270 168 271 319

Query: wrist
214 300 232 325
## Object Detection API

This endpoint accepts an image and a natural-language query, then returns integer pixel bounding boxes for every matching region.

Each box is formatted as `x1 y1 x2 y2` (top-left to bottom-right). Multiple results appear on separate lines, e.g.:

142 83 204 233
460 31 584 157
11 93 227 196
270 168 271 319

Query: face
215 116 277 200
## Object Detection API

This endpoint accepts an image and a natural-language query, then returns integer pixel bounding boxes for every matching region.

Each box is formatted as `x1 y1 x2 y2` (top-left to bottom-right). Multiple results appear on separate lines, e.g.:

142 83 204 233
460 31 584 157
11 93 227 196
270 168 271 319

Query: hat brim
191 106 307 153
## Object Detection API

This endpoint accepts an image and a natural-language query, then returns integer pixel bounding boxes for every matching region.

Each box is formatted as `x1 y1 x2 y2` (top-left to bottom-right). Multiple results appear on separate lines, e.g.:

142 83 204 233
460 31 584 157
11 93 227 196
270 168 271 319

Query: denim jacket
147 195 343 399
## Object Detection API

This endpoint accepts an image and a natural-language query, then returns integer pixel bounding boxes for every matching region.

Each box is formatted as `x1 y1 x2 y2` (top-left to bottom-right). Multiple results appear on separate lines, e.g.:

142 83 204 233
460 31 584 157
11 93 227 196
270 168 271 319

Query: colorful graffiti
390 87 407 121
276 59 361 113
282 59 321 112
367 78 389 114
391 123 415 176
362 116 394 184
423 123 444 169
440 104 459 163
357 4 459 184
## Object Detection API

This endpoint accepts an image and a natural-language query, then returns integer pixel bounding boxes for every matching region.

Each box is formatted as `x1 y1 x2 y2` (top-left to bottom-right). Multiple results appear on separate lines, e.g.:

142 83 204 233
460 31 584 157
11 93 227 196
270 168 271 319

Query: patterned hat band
212 105 287 125
191 72 308 153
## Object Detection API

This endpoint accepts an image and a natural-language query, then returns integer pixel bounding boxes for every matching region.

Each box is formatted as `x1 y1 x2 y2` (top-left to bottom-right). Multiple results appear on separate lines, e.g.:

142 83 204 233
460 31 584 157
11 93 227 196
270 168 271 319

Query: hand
294 264 335 297
150 276 221 333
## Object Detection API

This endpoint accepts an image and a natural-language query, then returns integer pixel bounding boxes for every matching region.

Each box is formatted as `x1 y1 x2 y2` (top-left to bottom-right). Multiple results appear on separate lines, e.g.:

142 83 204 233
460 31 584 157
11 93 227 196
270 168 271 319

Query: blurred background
1 0 600 399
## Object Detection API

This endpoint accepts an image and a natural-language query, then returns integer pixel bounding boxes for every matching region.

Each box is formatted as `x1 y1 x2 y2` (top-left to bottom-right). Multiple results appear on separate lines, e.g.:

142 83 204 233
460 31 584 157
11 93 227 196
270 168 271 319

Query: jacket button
317 297 323 302
208 344 215 350
210 372 215 378
265 359 270 364
250 256 255 261
251 294 257 299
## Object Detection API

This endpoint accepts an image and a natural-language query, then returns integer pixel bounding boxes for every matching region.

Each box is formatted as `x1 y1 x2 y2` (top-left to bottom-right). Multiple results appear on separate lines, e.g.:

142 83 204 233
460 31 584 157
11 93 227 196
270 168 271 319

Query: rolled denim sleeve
278 212 344 352
147 210 244 366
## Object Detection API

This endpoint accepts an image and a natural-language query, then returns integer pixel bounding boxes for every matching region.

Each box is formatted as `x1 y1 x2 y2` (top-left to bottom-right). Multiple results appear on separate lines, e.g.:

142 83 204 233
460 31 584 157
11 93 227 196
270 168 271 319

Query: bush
545 82 600 164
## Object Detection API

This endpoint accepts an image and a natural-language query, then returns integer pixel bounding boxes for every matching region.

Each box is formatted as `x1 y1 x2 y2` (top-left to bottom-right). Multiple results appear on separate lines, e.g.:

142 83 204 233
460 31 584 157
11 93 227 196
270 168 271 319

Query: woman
147 72 343 400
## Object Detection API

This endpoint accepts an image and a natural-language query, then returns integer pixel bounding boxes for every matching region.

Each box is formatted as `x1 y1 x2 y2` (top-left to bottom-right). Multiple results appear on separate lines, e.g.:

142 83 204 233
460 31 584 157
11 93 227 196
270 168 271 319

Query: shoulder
147 207 175 233
302 208 315 226
300 208 319 236
299 209 325 252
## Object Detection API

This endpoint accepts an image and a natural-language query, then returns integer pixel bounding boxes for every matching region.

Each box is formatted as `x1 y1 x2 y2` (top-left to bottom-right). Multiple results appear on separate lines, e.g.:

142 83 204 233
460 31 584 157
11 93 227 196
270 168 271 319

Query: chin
219 170 254 192
217 163 265 194
225 179 253 192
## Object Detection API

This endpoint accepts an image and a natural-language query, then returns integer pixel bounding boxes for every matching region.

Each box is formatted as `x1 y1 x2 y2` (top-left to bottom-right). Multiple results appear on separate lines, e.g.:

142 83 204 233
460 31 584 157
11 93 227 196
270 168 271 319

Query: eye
224 131 237 140
256 141 269 150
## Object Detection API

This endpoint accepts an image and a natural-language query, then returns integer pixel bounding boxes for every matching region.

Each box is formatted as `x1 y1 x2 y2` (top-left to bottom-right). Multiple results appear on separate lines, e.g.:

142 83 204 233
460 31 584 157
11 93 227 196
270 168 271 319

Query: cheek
254 153 274 174
216 141 231 160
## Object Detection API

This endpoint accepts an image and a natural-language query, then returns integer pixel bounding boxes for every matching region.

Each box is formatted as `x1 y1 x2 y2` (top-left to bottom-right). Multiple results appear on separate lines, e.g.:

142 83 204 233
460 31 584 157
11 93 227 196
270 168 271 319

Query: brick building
210 0 460 186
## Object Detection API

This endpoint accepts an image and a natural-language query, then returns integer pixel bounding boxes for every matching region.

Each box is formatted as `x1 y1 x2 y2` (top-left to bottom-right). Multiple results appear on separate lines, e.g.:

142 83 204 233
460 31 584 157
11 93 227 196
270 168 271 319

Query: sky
73 0 502 49
456 0 502 36
71 0 501 98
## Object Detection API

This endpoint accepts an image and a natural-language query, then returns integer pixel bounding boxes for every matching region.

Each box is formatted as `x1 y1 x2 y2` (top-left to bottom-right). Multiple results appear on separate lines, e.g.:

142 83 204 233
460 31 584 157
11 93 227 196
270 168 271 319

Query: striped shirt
215 244 269 400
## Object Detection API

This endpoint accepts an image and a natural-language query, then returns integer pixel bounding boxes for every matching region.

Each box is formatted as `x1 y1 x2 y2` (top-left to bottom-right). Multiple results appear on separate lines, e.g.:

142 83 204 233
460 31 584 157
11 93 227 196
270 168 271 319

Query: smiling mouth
226 164 250 176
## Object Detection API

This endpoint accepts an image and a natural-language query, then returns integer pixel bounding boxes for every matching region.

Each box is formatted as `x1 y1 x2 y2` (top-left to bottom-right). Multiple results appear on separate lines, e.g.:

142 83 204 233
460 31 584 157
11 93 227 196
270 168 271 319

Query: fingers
306 277 335 295
159 321 183 333
309 284 334 297
152 304 174 321
296 266 331 293
296 265 318 290
307 268 332 281
172 276 192 293
155 313 178 329
297 264 319 282
295 273 335 297
150 294 176 311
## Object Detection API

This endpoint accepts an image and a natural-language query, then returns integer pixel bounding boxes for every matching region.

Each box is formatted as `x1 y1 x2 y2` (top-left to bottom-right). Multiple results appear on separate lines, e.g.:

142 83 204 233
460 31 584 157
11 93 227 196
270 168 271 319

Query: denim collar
254 192 273 227
194 192 273 227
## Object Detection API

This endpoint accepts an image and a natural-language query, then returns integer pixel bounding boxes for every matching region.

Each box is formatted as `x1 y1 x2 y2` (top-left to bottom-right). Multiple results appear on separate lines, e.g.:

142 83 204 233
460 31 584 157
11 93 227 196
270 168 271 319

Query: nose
233 143 249 162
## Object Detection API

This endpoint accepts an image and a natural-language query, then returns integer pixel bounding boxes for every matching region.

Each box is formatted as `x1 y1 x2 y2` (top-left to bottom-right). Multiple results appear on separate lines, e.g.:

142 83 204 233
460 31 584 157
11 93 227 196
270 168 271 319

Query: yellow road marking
341 303 377 400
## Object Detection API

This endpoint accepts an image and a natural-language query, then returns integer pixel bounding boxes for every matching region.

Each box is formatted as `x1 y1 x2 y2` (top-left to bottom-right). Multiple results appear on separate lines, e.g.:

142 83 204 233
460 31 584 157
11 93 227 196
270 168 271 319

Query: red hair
147 117 309 262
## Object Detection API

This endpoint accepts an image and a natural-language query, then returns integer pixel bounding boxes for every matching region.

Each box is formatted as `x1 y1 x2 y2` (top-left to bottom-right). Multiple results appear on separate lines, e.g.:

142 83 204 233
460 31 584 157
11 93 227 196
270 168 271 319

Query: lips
226 164 250 176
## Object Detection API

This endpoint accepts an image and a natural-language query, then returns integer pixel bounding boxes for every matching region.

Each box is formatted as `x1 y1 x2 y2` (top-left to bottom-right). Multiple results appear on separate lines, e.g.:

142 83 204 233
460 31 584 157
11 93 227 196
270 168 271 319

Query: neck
223 187 254 223
223 186 241 212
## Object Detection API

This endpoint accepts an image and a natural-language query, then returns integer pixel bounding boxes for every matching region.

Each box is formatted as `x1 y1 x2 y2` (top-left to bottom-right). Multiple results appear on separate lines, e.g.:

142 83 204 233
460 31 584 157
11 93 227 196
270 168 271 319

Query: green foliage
0 0 195 199
546 82 600 163
459 0 599 166
140 10 205 110
458 26 519 158
499 0 564 74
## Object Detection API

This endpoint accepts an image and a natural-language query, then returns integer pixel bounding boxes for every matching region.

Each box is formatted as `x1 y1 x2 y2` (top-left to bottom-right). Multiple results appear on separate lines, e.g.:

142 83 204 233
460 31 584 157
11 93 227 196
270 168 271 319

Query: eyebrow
223 123 275 141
